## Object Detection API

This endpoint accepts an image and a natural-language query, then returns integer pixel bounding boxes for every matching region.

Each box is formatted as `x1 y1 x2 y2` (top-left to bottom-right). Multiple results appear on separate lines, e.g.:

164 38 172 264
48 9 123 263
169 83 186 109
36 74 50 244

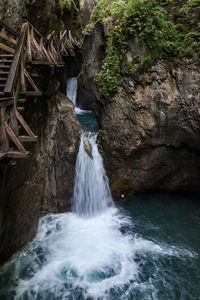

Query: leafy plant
86 0 199 95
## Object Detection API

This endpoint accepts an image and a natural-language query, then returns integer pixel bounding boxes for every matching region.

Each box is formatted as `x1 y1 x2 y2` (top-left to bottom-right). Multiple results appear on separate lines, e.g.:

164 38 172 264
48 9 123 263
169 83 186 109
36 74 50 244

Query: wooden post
20 58 26 93
0 107 9 153
9 106 19 137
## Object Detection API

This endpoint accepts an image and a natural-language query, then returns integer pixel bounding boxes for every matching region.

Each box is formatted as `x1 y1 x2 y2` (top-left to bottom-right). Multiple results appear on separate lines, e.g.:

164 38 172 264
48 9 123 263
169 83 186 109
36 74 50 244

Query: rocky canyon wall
79 22 200 197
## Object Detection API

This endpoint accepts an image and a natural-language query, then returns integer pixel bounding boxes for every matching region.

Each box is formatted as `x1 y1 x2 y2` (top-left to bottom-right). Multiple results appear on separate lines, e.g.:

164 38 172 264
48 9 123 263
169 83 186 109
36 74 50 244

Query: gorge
0 0 200 299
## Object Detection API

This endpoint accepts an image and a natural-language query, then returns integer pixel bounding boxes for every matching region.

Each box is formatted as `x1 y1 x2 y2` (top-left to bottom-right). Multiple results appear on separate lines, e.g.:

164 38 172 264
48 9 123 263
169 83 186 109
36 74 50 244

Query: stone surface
0 0 82 36
0 91 81 264
79 0 99 27
77 22 105 109
78 20 200 197
95 60 200 196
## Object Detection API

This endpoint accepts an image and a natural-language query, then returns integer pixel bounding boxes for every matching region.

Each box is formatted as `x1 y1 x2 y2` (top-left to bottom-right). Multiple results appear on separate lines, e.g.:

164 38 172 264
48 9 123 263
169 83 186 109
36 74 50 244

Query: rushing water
0 77 200 299
66 77 77 106
0 112 199 300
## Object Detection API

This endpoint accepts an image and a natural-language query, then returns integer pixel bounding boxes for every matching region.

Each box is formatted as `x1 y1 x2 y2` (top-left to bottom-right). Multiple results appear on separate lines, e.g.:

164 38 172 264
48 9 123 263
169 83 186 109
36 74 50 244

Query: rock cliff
96 60 200 196
0 88 81 264
79 21 200 197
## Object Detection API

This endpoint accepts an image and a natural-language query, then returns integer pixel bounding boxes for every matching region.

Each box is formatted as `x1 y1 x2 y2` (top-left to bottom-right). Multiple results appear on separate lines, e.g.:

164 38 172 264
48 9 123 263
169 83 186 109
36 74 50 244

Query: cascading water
0 81 199 299
66 77 77 106
73 134 113 217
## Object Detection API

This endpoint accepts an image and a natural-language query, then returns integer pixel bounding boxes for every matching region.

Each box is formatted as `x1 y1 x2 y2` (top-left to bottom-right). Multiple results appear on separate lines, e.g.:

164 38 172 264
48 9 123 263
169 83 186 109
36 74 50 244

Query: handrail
3 19 64 95
4 22 28 95
0 20 18 38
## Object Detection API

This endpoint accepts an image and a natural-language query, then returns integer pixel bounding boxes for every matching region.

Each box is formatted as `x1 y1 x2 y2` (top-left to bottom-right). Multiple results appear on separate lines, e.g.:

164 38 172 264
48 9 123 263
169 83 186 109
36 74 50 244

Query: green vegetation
85 0 200 94
58 0 78 12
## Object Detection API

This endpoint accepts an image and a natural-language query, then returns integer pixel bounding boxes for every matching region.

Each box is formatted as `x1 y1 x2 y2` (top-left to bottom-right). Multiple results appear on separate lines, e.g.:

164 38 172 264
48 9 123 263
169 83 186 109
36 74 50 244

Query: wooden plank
0 60 12 63
0 107 9 152
10 106 19 136
0 65 11 68
17 107 24 112
0 96 13 101
18 98 26 103
7 150 29 158
20 59 26 93
5 121 27 153
20 91 42 96
40 41 53 64
0 99 14 107
19 136 38 142
16 110 37 137
0 54 14 57
31 30 44 59
24 68 39 91
27 26 32 62
31 61 50 65
0 42 15 54
0 31 17 45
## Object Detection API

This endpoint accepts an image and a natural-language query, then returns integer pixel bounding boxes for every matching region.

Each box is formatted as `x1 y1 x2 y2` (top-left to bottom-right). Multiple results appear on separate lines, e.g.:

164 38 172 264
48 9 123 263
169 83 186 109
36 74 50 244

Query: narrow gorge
0 0 200 299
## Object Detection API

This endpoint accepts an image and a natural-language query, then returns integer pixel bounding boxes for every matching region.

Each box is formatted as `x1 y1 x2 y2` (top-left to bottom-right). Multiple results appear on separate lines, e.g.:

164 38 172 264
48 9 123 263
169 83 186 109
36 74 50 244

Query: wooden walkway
0 18 81 160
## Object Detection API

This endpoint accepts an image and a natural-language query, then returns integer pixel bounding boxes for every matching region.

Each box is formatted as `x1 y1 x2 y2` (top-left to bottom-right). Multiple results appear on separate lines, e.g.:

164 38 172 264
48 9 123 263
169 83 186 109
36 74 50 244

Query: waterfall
0 85 196 300
73 134 113 217
66 77 77 106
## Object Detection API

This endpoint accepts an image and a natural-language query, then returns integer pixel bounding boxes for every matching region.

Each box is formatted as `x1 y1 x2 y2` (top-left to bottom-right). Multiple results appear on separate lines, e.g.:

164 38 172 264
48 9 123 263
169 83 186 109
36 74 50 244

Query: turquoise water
0 112 199 300
120 193 200 299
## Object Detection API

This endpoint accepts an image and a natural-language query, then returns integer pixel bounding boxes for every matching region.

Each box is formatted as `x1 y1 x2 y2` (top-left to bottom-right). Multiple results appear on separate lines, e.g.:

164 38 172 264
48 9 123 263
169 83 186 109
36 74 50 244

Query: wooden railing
0 18 82 160
48 30 83 57
0 19 65 159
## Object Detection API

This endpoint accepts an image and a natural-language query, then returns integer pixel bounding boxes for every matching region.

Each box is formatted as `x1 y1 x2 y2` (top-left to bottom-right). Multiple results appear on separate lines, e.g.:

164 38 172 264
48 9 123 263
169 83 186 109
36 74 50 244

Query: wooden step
0 78 7 81
0 71 9 75
6 150 30 159
18 136 38 142
0 60 12 63
17 107 25 112
18 98 26 103
20 91 42 96
0 65 11 69
0 54 14 57
30 72 39 78
0 98 14 107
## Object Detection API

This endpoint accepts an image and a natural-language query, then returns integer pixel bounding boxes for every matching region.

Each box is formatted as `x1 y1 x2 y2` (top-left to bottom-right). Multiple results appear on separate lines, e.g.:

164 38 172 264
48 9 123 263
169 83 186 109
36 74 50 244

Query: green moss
86 0 200 95
58 0 79 14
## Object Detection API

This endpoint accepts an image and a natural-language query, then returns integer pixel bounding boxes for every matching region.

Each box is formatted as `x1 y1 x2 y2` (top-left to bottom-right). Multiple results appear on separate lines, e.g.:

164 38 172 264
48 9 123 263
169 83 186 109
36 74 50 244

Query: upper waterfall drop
66 77 77 106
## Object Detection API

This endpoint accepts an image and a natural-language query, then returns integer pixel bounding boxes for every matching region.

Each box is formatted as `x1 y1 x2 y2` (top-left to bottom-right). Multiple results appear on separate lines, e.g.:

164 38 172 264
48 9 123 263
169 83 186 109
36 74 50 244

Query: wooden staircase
0 54 13 96
0 18 65 160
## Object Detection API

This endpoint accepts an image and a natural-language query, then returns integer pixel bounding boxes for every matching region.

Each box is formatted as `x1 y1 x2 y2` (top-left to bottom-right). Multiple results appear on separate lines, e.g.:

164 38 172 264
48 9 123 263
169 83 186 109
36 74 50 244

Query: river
0 80 199 300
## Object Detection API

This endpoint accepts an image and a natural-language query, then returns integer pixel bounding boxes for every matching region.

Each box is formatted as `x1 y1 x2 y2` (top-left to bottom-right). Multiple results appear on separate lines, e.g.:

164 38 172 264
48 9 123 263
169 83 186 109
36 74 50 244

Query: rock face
0 91 81 264
77 23 105 109
79 0 99 27
77 15 200 197
95 60 200 196
0 0 26 31
0 0 82 36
